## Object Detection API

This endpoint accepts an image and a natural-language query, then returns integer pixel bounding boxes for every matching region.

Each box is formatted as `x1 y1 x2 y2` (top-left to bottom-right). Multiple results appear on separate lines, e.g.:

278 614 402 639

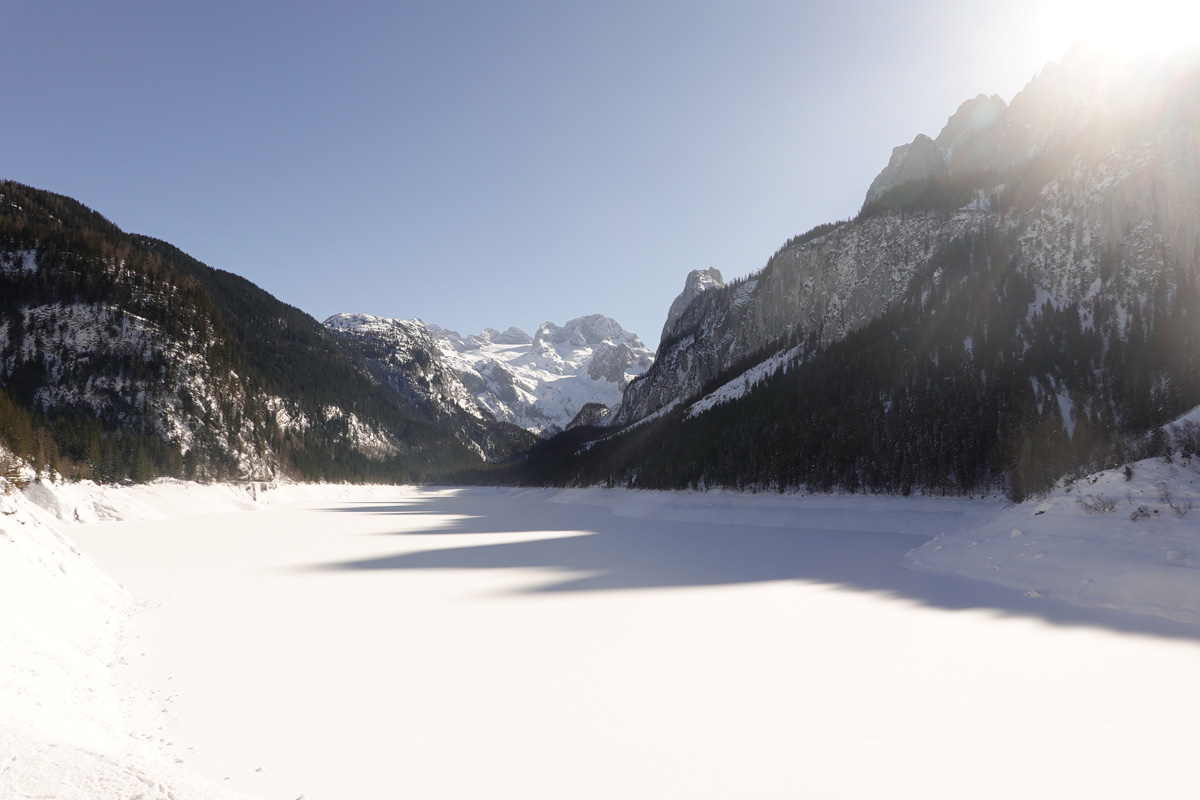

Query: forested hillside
0 181 527 484
501 51 1200 499
512 222 1200 498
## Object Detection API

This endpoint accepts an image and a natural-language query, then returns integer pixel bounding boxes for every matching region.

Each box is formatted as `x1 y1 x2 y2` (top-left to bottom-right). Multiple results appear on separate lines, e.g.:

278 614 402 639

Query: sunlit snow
4 475 1200 798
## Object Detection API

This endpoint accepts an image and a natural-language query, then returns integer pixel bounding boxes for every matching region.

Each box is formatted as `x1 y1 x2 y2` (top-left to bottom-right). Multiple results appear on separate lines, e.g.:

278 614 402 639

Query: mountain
7 48 1197 496
0 181 527 484
325 312 653 437
517 48 1200 498
323 313 486 423
660 267 724 344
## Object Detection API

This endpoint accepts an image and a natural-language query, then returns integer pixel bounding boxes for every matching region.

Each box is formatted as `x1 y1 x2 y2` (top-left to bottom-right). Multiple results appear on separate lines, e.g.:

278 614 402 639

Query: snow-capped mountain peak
486 326 535 345
326 312 653 437
533 313 645 350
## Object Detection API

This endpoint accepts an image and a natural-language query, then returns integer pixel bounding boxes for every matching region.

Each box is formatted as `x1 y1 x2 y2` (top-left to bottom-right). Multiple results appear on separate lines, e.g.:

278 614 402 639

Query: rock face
613 48 1200 429
566 402 611 429
587 340 642 383
613 212 985 426
327 313 653 437
661 268 724 344
865 46 1195 203
486 326 534 346
934 93 1008 174
865 133 946 205
866 93 1009 205
324 313 483 421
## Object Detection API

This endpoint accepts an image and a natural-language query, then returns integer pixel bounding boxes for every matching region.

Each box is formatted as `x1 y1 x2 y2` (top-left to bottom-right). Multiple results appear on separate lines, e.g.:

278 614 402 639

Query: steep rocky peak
864 134 945 204
865 90 1014 205
661 267 724 344
469 326 534 347
324 311 388 331
588 339 652 383
934 93 1007 172
566 402 611 430
935 94 1006 147
863 49 1200 207
532 314 642 350
489 326 533 345
614 49 1200 432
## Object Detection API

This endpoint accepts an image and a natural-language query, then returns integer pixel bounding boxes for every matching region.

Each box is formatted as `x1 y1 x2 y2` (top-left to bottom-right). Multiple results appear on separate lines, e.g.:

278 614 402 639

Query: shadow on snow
309 488 1200 642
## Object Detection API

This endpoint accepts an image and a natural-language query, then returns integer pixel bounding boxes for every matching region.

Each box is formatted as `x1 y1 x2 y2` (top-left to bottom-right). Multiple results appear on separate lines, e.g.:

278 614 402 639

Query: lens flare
1037 0 1200 57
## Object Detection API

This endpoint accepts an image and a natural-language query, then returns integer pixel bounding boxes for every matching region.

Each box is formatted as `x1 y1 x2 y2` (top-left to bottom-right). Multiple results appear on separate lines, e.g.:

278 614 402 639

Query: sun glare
1037 0 1200 59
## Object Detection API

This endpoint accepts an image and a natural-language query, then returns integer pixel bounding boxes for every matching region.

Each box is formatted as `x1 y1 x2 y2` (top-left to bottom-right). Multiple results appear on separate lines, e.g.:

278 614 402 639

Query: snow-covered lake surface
10 482 1195 798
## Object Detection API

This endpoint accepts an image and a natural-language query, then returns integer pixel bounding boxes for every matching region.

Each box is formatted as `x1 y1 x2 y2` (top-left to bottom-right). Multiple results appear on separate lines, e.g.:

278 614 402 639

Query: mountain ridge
325 312 653 437
4 49 1199 498
0 181 530 484
517 49 1200 498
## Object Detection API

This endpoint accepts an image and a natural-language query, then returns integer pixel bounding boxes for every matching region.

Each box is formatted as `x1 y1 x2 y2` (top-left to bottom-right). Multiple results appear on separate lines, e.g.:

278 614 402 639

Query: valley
3 34 1200 800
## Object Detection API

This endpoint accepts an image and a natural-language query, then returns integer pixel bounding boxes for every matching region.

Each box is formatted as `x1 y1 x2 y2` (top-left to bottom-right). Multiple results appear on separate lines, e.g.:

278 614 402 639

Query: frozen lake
71 486 1200 799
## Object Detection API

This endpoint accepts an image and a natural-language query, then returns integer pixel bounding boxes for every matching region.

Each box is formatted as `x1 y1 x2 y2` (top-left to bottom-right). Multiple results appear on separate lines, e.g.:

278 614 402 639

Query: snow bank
18 475 416 526
908 454 1200 624
0 469 257 799
0 483 129 751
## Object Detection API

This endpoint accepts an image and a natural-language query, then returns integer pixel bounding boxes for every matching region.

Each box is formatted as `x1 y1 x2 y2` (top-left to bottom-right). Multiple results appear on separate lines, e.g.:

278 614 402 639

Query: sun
1037 0 1200 59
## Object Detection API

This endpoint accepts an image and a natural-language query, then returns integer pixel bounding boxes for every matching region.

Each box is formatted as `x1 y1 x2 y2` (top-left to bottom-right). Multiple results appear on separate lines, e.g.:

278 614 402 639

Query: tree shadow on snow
310 489 1200 642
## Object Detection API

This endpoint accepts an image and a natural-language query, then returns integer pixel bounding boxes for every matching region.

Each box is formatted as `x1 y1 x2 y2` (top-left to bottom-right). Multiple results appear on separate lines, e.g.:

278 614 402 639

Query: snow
1056 387 1075 438
0 478 260 799
909 453 1200 625
0 300 275 478
430 316 653 434
5 473 1200 798
0 249 38 275
1167 403 1200 430
730 277 757 307
328 314 653 436
599 398 680 442
687 344 803 418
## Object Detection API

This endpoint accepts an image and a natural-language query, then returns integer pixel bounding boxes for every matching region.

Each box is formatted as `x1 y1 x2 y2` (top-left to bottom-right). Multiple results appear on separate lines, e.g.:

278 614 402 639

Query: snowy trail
71 487 1200 799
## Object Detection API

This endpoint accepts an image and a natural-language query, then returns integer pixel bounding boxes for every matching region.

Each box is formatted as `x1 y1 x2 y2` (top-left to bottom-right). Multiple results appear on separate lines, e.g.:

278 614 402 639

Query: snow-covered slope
325 312 483 420
436 315 653 435
685 344 805 419
328 313 653 436
0 452 255 800
909 451 1200 624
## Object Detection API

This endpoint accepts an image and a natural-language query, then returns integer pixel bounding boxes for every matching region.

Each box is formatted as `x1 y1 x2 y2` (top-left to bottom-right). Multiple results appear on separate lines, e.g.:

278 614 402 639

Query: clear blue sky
3 1 1085 346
